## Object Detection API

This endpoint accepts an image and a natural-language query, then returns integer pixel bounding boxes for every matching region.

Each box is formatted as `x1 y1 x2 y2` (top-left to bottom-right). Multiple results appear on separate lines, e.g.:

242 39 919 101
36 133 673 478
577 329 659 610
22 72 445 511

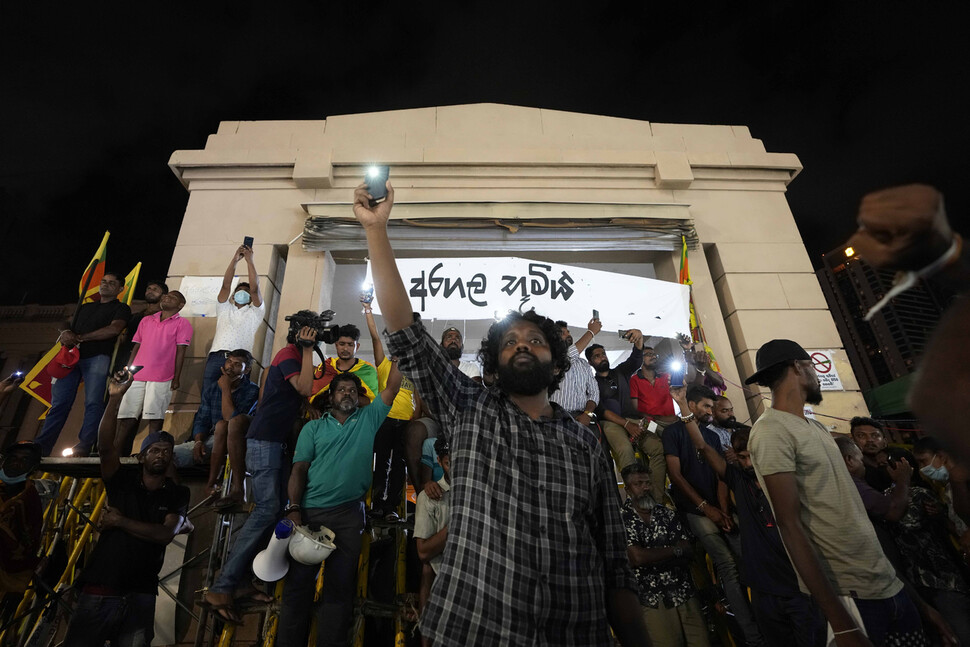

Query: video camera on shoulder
285 310 339 347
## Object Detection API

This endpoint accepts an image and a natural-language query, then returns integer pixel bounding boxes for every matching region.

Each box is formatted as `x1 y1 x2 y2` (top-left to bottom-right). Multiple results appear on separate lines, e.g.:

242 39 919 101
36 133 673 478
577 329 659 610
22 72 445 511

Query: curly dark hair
336 324 361 342
478 310 571 396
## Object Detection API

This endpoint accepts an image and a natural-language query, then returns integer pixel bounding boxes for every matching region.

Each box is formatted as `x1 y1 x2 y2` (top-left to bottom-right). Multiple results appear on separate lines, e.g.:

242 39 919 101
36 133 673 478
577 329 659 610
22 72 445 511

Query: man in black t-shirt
62 371 189 647
35 272 131 457
672 388 824 647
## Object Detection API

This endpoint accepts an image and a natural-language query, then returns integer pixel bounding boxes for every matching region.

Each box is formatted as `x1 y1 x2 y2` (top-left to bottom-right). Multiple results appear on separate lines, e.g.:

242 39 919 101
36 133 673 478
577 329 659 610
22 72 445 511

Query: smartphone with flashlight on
365 166 390 206
668 354 686 388
126 365 144 379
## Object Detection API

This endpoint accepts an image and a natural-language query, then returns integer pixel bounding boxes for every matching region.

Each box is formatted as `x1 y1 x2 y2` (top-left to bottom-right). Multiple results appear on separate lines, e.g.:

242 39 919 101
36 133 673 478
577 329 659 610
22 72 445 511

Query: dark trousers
62 591 156 647
277 501 366 647
750 588 824 647
921 587 970 645
854 588 926 645
371 417 408 515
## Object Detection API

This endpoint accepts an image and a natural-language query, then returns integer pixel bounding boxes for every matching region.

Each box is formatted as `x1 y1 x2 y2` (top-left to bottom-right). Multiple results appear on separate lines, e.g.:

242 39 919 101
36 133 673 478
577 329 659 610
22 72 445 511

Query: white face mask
233 290 251 305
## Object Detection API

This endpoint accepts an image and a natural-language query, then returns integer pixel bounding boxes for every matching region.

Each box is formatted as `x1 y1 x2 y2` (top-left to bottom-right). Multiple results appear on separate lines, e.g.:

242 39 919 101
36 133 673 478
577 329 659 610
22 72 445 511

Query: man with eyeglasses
35 272 132 457
62 371 190 647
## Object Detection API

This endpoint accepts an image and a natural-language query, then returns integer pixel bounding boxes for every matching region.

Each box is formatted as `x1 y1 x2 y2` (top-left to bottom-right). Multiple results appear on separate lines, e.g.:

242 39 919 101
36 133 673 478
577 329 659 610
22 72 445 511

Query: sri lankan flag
679 235 692 286
20 233 113 413
679 236 721 373
118 262 142 305
80 232 110 303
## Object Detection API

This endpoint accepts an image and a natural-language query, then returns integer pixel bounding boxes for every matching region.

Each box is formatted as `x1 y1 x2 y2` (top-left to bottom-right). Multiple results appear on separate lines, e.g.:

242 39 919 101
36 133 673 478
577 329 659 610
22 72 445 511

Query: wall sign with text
810 350 844 391
370 257 691 339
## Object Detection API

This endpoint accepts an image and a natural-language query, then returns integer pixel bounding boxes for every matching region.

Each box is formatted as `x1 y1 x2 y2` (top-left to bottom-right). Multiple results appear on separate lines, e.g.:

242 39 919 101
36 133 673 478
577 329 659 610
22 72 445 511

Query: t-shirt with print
621 499 695 609
73 300 132 359
749 407 902 599
247 345 304 444
312 358 379 404
131 312 194 382
414 478 451 574
378 357 415 421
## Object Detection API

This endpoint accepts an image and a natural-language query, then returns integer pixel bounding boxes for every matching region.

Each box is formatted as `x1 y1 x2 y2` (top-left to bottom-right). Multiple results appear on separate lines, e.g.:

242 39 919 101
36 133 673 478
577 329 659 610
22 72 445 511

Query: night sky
3 2 968 306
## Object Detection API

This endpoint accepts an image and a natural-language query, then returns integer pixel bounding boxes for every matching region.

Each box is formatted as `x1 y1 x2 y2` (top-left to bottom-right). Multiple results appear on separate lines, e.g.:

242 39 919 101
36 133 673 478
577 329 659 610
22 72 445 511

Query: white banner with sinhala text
369 257 691 339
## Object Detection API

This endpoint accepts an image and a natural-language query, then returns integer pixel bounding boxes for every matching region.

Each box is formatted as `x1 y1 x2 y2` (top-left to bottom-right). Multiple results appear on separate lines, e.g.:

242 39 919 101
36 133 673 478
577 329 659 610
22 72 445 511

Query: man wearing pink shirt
117 291 193 454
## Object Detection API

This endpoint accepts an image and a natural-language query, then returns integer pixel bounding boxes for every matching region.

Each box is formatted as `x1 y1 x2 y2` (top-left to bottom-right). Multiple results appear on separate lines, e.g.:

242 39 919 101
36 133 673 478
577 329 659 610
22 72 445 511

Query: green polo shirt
294 398 392 509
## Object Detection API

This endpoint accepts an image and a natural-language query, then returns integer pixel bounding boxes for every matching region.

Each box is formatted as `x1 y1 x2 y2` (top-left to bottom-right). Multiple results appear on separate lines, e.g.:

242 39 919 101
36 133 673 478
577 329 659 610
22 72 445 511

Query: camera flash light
669 361 683 372
367 166 380 178
62 448 74 457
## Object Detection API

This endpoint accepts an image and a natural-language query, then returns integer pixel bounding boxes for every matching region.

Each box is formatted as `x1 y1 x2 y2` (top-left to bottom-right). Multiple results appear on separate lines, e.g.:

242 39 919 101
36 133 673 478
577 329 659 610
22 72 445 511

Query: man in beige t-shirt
746 339 924 647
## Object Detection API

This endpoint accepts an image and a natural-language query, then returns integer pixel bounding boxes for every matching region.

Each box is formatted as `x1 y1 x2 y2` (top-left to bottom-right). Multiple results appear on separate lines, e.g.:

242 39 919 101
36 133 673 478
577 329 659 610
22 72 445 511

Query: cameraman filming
203 311 333 624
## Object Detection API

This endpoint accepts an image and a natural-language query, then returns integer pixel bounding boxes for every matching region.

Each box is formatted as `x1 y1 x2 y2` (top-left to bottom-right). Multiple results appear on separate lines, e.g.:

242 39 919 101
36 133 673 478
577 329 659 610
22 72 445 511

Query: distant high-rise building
816 245 949 394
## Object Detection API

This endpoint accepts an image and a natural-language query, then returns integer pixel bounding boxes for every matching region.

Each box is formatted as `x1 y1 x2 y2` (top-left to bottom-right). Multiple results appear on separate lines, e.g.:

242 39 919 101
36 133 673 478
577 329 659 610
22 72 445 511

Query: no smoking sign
811 350 843 391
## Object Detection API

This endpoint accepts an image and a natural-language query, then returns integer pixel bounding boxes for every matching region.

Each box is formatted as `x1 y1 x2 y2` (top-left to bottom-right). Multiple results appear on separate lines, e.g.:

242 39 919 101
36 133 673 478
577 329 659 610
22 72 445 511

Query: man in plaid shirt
353 181 650 647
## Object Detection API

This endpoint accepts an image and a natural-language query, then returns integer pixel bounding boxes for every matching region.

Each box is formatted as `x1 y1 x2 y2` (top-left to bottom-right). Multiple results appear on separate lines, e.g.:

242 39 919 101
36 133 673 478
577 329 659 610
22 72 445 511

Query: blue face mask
0 468 27 485
921 460 949 483
233 290 251 305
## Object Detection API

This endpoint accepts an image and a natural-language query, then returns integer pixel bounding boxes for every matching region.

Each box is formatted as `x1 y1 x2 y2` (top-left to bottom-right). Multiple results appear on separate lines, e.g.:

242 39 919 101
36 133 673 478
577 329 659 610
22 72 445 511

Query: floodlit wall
165 104 868 433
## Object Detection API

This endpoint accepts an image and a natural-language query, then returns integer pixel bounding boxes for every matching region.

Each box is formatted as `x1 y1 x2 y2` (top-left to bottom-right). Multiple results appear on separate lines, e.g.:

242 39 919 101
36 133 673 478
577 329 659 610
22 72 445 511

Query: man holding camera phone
201 243 265 397
352 179 648 646
202 315 324 624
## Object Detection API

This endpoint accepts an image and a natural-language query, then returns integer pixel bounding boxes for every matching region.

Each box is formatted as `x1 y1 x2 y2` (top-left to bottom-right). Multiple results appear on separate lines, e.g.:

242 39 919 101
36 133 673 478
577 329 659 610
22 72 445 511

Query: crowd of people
1 181 969 647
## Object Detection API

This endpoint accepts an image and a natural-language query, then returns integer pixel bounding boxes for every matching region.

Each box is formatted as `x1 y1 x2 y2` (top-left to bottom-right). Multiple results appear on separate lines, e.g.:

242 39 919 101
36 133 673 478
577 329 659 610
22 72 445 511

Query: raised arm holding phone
352 178 649 647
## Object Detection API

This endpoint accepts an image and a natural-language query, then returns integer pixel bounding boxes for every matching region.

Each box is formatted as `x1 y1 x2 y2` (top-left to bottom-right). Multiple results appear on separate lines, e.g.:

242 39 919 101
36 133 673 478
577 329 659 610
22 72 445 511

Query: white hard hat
288 524 337 565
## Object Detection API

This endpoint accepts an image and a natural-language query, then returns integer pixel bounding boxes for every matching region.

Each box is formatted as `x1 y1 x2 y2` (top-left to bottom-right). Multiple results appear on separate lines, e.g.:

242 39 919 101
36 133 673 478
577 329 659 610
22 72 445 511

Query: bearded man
353 180 649 646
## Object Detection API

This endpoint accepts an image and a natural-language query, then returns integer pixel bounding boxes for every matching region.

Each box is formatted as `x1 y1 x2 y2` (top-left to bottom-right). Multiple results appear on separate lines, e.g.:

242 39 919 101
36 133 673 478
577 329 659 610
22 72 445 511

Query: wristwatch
283 503 302 515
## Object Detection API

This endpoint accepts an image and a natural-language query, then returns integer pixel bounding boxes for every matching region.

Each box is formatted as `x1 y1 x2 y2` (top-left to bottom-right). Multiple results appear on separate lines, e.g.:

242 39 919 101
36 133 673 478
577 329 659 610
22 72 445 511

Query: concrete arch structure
165 103 867 430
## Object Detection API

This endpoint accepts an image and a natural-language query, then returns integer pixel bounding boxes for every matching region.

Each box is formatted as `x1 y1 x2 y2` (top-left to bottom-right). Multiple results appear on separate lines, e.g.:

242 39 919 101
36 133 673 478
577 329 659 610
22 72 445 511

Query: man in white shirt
550 320 599 425
201 245 265 395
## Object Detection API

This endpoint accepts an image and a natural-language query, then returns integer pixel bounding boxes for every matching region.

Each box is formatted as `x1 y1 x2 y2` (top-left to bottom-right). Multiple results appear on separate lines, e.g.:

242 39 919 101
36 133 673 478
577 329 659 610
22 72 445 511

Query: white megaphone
253 519 295 582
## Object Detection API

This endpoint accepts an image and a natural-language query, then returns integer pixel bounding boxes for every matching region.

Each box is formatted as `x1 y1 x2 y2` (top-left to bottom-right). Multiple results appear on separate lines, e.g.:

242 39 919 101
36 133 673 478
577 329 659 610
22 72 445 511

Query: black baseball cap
2 440 42 463
441 327 462 342
744 339 811 385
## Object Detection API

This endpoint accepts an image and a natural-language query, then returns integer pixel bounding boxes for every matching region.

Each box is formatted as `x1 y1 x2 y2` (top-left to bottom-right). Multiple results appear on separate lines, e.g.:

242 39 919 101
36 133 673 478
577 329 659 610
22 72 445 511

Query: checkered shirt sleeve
386 316 637 646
